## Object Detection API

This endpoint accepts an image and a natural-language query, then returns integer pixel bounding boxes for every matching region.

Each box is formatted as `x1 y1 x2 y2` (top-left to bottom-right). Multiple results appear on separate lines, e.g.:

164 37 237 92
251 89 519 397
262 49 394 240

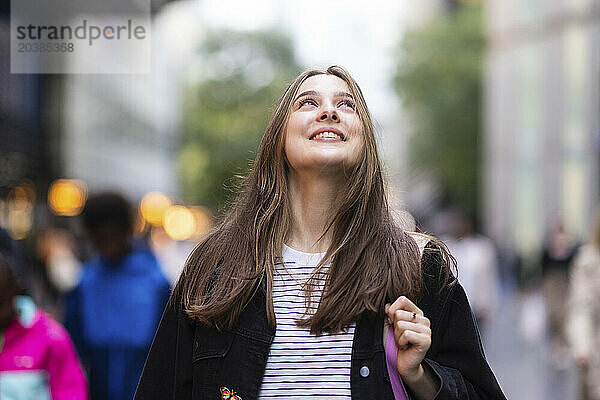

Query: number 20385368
18 42 74 52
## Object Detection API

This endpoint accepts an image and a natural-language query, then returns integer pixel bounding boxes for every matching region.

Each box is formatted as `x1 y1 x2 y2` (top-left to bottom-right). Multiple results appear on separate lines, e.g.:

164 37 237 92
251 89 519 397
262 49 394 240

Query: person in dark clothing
0 228 27 293
540 221 578 368
135 66 506 399
65 192 170 400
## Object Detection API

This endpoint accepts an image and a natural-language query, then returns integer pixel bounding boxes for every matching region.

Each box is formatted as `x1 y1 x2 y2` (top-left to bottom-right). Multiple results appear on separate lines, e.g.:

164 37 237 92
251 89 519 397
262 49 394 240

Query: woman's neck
286 170 342 253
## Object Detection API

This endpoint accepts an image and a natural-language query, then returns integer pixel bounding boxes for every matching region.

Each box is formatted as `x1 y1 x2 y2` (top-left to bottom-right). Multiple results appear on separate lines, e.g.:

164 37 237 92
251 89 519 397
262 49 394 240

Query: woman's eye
299 98 317 107
339 100 356 110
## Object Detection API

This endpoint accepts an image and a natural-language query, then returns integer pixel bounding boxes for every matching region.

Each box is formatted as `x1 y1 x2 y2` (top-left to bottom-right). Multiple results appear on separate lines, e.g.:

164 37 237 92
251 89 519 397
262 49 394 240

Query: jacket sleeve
419 244 507 400
46 320 89 400
134 293 194 400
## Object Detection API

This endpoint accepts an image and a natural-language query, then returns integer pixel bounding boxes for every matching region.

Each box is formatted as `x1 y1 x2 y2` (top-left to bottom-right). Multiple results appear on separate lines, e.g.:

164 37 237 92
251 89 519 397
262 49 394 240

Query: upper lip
309 127 346 141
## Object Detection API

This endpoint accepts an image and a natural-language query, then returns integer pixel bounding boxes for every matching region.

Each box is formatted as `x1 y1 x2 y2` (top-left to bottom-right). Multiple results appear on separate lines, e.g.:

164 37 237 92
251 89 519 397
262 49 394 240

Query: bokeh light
7 181 36 239
47 179 88 217
140 192 172 226
163 205 196 241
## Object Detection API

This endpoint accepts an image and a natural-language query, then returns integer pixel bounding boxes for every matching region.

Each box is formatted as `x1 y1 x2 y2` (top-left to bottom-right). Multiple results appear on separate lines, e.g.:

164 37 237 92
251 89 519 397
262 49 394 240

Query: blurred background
1 0 599 399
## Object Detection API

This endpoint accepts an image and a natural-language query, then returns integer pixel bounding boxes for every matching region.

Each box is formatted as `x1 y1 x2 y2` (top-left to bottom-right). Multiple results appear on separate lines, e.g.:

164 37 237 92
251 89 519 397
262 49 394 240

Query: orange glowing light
140 192 172 226
163 205 196 241
48 179 87 216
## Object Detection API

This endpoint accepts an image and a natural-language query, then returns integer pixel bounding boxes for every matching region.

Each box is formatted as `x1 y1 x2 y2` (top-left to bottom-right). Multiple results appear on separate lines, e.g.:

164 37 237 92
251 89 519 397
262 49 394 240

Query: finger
396 329 410 349
387 296 424 319
394 320 431 346
394 310 430 326
396 330 431 351
395 320 431 336
385 304 393 324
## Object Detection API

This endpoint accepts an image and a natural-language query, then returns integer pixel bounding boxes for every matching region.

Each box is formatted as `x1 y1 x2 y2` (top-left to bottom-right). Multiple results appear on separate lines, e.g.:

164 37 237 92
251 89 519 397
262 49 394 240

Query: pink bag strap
385 324 410 399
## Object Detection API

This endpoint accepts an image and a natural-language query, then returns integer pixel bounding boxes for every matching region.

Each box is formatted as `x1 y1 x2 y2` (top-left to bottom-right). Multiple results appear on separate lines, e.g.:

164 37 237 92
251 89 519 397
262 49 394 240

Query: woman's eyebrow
294 90 354 102
334 91 354 99
295 90 319 101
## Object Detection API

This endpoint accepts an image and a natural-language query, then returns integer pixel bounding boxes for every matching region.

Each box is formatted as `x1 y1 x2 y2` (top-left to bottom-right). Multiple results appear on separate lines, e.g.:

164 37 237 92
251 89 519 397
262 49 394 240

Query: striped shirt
257 244 355 398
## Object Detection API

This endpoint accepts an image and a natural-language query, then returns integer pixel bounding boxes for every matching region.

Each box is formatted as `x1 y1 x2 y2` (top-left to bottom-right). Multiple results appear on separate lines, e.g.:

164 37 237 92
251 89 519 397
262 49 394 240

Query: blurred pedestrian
65 192 170 400
0 228 26 285
37 229 82 295
0 252 88 400
31 228 82 320
135 66 506 399
568 210 600 399
541 221 577 368
444 212 500 334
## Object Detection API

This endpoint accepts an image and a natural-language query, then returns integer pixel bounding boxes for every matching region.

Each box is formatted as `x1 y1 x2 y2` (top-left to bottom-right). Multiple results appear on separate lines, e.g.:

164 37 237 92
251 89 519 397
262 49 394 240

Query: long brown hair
174 65 453 334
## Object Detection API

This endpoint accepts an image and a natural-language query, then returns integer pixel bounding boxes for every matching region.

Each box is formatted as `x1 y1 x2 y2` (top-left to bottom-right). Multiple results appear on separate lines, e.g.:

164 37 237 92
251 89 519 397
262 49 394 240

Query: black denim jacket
135 247 507 400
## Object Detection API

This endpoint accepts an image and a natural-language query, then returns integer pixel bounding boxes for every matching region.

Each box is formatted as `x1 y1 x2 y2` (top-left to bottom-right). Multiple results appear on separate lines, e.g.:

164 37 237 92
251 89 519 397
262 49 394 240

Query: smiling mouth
309 130 346 141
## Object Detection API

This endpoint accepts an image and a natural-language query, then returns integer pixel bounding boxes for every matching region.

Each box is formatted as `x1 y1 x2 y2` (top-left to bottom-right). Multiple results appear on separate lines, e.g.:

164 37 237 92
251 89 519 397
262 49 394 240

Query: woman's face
284 74 363 176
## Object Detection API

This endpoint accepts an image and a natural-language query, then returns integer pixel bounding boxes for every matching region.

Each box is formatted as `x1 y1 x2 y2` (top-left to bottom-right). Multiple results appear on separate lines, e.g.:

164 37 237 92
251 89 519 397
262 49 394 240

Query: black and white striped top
257 244 355 398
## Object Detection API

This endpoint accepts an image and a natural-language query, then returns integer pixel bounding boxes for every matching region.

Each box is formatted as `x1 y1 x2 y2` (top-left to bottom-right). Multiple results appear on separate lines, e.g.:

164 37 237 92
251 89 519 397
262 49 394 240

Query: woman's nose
318 107 339 122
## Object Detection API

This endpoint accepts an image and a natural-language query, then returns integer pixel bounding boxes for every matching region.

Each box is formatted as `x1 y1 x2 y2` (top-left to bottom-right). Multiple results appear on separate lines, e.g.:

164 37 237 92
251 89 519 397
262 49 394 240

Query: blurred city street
2 0 600 399
485 287 578 400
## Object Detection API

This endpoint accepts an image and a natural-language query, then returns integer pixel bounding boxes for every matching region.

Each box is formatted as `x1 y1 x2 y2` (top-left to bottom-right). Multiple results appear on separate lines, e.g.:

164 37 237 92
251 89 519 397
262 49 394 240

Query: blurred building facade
484 0 600 264
0 0 197 241
0 2 51 238
0 4 46 188
55 0 193 202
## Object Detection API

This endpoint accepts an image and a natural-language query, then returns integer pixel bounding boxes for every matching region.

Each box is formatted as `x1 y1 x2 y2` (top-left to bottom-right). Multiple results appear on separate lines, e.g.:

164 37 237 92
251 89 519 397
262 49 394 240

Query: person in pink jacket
0 252 88 400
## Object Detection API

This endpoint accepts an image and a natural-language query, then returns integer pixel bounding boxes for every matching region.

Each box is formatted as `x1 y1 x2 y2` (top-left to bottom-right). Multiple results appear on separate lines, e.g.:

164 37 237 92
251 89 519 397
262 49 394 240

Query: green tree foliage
180 30 301 211
393 4 484 217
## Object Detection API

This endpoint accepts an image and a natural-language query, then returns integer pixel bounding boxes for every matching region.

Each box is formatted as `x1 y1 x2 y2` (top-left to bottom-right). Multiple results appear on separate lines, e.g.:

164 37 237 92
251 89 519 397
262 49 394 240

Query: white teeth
313 131 343 140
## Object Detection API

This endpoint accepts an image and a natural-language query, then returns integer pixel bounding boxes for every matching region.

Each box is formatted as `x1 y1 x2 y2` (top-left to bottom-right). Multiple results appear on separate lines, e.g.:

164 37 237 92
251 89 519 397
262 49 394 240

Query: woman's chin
292 158 360 176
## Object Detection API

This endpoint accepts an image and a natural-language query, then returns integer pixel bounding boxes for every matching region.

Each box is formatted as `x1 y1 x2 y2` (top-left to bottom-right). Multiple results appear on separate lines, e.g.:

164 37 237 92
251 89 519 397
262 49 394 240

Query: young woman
135 66 506 399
